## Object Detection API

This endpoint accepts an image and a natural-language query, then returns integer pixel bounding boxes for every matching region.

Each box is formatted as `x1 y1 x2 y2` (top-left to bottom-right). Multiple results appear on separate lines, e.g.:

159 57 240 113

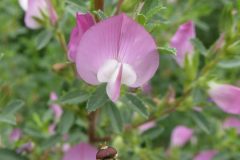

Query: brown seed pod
96 145 118 160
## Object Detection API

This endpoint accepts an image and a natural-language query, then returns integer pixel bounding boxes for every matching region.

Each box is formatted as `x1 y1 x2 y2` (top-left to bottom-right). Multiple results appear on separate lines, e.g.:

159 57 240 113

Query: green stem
56 30 68 55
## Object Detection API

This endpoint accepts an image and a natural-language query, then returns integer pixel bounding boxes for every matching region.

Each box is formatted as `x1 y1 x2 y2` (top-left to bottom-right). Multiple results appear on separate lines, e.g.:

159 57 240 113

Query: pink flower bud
194 150 218 160
170 21 195 67
208 82 240 114
138 121 156 133
170 125 193 147
9 128 22 142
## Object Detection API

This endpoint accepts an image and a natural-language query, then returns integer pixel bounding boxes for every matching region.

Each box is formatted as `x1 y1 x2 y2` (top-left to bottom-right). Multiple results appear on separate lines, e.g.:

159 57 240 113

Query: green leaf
2 100 24 115
145 5 166 20
191 38 207 56
142 127 164 140
136 14 147 25
59 90 89 105
106 102 123 133
157 46 176 55
57 111 75 134
86 85 109 113
41 135 62 149
191 111 211 134
0 53 4 60
92 10 107 20
0 114 16 125
218 60 240 69
0 149 28 160
35 30 53 50
123 93 149 118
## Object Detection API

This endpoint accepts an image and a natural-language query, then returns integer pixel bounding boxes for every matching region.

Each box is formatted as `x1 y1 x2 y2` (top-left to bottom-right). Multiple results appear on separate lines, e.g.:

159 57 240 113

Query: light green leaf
106 102 123 133
59 90 89 105
218 60 240 69
35 30 53 50
0 53 4 60
92 10 107 20
0 114 16 125
136 14 147 25
57 111 75 134
86 85 109 113
145 5 166 20
0 149 28 160
191 38 207 56
123 93 149 118
2 100 24 115
157 46 176 55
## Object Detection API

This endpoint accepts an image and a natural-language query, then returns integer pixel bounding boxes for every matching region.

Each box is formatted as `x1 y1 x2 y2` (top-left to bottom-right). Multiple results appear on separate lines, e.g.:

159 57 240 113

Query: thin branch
115 0 124 15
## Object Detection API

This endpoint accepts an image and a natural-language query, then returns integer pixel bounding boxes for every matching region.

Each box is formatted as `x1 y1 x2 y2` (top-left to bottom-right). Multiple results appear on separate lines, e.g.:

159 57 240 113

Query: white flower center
97 59 137 101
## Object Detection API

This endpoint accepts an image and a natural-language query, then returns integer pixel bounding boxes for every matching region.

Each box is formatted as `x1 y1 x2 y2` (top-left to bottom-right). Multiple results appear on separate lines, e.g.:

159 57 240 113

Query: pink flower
68 13 95 62
75 13 159 102
20 0 58 29
193 150 218 160
170 21 195 67
62 142 97 160
62 143 71 152
50 92 63 121
9 128 22 142
17 142 34 153
48 123 56 135
208 82 240 114
223 117 240 134
141 83 152 95
170 125 193 147
138 121 156 133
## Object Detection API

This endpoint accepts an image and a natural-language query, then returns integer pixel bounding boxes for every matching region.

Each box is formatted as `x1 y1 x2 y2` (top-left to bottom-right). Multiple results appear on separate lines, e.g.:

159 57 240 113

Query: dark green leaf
57 111 75 134
157 46 176 55
59 90 89 105
123 93 149 118
0 149 28 160
191 111 211 134
2 100 24 115
191 38 207 56
41 135 62 149
86 85 109 113
106 102 123 133
35 30 53 50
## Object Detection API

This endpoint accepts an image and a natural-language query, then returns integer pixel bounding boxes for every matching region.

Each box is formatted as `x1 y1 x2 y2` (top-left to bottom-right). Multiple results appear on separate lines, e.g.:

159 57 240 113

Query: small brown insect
96 145 118 160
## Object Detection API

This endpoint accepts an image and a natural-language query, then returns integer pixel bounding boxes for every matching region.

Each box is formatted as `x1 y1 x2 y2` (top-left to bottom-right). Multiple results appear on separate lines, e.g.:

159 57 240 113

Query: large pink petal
24 0 47 29
170 125 193 147
76 13 159 87
208 83 240 114
62 143 97 160
193 150 218 160
170 21 195 67
68 13 95 62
